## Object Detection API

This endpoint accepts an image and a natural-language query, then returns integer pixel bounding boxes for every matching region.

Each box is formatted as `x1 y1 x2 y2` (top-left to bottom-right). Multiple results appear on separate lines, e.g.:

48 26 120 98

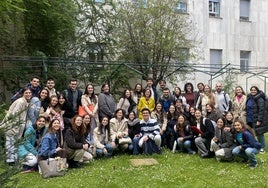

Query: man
44 78 57 97
195 82 204 110
145 77 157 100
62 79 82 114
11 77 42 103
138 108 161 153
156 80 167 101
215 82 231 115
158 87 175 112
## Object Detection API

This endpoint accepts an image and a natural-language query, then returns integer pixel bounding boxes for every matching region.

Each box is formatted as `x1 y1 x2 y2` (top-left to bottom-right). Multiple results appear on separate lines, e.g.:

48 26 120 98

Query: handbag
118 136 132 144
38 157 68 178
78 104 94 117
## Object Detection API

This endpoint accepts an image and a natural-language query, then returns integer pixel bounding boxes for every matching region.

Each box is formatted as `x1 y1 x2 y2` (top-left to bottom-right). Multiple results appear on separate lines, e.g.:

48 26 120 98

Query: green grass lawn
14 142 268 188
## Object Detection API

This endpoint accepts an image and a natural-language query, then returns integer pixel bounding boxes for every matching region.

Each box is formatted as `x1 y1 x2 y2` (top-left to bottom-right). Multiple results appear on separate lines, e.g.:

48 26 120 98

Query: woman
205 103 223 127
93 117 113 157
65 115 93 168
98 83 116 120
193 109 215 158
127 111 141 155
196 84 217 116
173 87 187 106
40 95 64 130
187 106 196 126
232 118 261 169
38 119 65 160
151 103 167 146
175 99 189 117
58 94 75 130
183 82 196 108
166 104 179 150
131 83 143 115
225 111 234 129
109 109 130 152
0 88 32 164
232 86 247 123
33 116 47 148
137 88 155 119
28 88 50 125
173 114 195 154
210 117 236 161
117 89 135 117
81 84 99 128
246 86 268 153
83 114 95 156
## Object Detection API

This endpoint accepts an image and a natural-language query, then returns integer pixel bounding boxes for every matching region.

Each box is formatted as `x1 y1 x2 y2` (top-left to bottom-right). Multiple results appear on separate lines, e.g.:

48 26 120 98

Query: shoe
249 163 258 169
20 167 35 174
259 149 265 154
201 153 210 158
188 151 196 154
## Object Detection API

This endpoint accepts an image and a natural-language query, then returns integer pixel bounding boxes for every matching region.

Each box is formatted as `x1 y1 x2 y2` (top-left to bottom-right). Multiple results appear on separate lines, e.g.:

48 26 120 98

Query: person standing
1 88 32 164
215 83 231 115
98 83 116 120
232 86 247 123
246 86 268 153
62 78 82 114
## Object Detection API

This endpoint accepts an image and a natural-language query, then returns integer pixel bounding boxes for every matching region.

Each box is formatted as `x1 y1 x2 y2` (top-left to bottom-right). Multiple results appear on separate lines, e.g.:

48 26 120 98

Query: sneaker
249 163 258 169
260 149 265 154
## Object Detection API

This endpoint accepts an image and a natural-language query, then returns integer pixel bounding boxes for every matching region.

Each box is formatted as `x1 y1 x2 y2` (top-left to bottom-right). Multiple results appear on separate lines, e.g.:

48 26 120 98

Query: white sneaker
260 149 265 154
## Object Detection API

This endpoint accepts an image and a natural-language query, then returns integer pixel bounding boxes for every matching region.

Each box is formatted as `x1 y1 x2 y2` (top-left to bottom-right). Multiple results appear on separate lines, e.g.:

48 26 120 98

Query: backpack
142 138 161 155
223 93 232 112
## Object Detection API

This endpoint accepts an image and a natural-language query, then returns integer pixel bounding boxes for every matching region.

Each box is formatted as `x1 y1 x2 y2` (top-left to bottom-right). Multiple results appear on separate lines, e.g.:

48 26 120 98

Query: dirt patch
130 158 159 166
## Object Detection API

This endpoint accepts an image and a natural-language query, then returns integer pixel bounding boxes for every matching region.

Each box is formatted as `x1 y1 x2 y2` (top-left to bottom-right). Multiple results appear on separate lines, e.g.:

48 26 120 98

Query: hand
256 121 261 126
111 141 116 148
179 137 184 142
83 144 89 150
103 148 107 155
143 136 149 142
56 147 62 152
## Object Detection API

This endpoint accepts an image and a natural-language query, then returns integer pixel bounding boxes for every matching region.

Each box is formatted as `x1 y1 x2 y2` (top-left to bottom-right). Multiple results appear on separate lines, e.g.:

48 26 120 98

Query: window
240 51 250 72
209 0 220 17
240 0 250 21
87 42 105 63
94 0 104 3
174 1 187 13
210 49 222 73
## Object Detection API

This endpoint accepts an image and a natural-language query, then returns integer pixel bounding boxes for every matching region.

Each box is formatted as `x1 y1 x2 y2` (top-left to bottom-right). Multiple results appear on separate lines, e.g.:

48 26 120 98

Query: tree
109 0 197 86
23 0 78 56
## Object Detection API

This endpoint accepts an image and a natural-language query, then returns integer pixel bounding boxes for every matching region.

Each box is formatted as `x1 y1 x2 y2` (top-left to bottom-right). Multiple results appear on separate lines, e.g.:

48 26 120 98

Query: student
62 78 82 114
28 88 50 125
38 119 65 160
98 83 116 120
117 89 135 117
44 78 57 97
81 84 99 128
138 108 161 154
214 82 231 115
232 118 261 169
166 104 178 150
109 109 130 152
1 88 32 164
210 117 236 161
65 115 93 168
11 77 41 103
194 109 215 158
173 114 195 154
127 111 141 155
232 86 247 123
151 103 167 147
131 83 143 115
137 88 155 119
93 117 113 157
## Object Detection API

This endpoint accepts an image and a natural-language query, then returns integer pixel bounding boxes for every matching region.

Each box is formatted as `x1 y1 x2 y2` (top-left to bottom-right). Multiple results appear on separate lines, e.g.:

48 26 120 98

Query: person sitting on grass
173 114 195 154
194 109 215 158
109 109 130 153
210 117 236 161
127 111 141 155
138 108 161 154
232 118 261 169
38 119 66 160
65 115 93 168
93 116 113 158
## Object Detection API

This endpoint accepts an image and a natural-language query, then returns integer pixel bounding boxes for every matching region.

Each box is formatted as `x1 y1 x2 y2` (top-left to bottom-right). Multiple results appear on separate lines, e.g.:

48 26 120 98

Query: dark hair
69 78 77 83
83 114 91 133
173 87 182 96
31 77 40 81
120 89 131 99
101 83 110 93
216 117 227 127
48 118 60 133
176 114 187 131
146 77 154 82
235 86 246 95
128 110 137 118
184 82 194 93
38 88 50 101
250 86 260 93
84 84 97 103
114 108 126 120
141 108 151 114
233 118 255 136
143 88 152 97
46 78 54 83
98 116 110 135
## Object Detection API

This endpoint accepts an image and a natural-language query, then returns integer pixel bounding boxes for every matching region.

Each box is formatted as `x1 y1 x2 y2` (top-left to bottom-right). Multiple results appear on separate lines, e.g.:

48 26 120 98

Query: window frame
174 1 187 14
240 51 250 72
209 0 220 17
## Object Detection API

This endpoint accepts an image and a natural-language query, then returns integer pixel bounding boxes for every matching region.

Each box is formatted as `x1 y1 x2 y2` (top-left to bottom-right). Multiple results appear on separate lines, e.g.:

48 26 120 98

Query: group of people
0 76 267 173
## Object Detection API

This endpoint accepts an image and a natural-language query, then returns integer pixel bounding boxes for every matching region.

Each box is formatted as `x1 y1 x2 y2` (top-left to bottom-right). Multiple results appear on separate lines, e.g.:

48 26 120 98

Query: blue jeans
96 144 113 157
232 146 259 165
177 139 193 153
256 134 266 150
129 136 140 155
